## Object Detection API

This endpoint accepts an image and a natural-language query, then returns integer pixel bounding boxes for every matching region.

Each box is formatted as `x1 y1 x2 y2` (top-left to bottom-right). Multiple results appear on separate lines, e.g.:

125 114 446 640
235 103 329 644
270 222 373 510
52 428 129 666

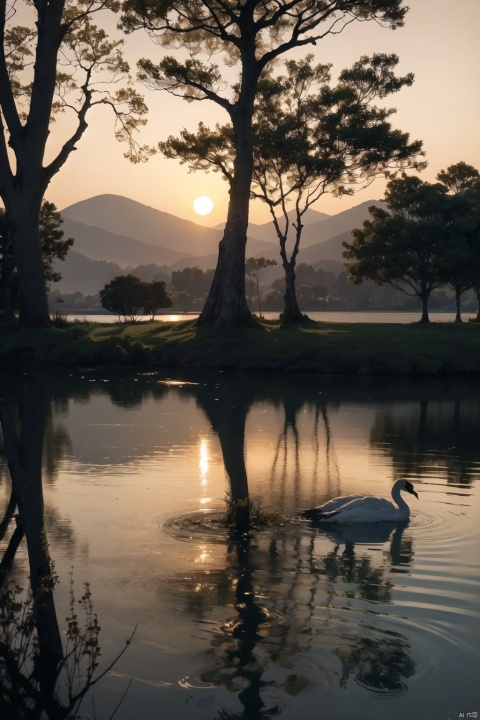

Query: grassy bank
0 318 479 375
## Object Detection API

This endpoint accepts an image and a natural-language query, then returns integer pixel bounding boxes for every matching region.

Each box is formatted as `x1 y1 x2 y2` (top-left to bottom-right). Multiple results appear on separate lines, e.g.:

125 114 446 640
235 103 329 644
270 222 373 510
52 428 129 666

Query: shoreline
0 318 479 376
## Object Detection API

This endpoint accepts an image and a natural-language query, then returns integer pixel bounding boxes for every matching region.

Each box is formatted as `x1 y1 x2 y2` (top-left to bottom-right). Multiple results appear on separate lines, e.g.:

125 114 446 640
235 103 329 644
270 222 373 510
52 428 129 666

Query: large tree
121 0 408 329
343 175 453 323
162 54 424 322
0 0 149 328
436 162 480 322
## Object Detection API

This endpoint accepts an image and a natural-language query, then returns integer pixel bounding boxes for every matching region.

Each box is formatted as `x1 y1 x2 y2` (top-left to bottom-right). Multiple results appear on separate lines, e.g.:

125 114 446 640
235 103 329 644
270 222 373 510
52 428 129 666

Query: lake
0 369 479 720
65 310 475 324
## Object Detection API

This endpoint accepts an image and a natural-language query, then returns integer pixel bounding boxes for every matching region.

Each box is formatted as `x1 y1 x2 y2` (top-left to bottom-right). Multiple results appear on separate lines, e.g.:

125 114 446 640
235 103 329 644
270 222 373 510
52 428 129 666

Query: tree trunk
0 378 63 678
195 382 251 535
282 261 304 323
419 290 430 323
0 273 17 327
455 287 462 323
197 101 257 329
9 188 51 328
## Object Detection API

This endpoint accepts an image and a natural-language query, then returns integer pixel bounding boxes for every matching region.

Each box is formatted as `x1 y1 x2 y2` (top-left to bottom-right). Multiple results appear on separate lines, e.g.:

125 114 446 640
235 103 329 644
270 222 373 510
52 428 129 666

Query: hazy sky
46 0 480 227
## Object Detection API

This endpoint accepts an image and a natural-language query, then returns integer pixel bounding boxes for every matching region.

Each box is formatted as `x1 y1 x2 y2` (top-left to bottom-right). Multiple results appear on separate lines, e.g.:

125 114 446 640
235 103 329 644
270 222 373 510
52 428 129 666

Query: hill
244 208 330 244
52 250 123 295
54 196 385 295
62 194 226 257
297 230 355 265
62 194 275 263
61 217 188 267
299 200 385 248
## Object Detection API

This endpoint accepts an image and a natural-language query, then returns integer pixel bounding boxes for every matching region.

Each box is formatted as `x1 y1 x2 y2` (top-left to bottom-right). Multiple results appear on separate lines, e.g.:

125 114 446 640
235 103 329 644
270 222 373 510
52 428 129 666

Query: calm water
0 369 479 719
65 310 474 324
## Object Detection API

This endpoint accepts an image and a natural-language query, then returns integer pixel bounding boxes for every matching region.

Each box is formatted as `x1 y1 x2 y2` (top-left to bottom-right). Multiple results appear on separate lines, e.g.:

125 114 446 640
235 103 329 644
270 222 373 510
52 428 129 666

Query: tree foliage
39 203 75 287
343 170 480 323
161 52 424 323
100 274 147 321
143 279 173 319
122 0 410 328
436 163 480 321
171 266 214 298
99 274 172 320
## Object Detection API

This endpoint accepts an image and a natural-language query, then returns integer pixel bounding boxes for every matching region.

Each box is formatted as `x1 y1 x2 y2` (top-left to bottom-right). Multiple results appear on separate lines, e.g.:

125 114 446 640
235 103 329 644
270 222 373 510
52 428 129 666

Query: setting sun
193 196 214 216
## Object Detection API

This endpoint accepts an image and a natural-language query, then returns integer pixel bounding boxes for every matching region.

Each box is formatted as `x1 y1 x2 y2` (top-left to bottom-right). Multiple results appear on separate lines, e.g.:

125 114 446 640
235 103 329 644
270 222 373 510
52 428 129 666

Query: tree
39 202 74 288
436 162 480 322
160 53 423 323
245 257 277 318
464 181 480 322
343 175 452 323
99 274 147 321
143 279 172 319
0 0 149 328
170 266 214 300
122 0 408 329
0 201 73 325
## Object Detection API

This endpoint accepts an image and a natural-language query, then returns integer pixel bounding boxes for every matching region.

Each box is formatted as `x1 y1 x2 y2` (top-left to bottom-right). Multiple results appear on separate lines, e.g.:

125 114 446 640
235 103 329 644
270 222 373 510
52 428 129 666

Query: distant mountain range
55 193 383 295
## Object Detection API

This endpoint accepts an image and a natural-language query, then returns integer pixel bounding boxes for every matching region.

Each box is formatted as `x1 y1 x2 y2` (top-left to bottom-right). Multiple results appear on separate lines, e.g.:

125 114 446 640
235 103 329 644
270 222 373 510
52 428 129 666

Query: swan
300 479 418 523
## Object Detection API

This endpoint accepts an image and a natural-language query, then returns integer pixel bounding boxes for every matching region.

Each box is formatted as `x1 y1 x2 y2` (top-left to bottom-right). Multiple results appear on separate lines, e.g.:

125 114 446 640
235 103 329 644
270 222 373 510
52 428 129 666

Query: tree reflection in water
161 375 418 717
0 373 133 719
371 396 480 486
3 370 469 716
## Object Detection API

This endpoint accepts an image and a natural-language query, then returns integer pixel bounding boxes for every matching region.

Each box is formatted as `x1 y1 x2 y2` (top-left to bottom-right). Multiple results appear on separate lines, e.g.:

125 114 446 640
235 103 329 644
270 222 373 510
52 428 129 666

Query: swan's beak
404 480 418 499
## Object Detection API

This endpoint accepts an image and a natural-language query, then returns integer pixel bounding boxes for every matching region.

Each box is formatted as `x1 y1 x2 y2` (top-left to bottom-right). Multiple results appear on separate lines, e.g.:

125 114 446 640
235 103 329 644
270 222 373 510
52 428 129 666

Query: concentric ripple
161 509 230 544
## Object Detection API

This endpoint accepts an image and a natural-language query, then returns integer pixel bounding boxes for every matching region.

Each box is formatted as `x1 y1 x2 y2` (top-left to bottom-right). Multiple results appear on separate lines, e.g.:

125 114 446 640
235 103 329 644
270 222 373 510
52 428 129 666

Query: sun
193 196 214 216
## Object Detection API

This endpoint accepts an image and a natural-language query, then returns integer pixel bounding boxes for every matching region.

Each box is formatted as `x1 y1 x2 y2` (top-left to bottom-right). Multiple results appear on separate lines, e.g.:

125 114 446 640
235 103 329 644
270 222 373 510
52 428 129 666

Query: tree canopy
121 0 410 329
99 274 172 320
343 170 480 323
161 52 424 322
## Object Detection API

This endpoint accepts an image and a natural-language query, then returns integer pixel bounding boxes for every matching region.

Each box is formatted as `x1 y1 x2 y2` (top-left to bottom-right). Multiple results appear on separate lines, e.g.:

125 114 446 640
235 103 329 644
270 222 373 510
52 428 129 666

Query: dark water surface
0 369 479 719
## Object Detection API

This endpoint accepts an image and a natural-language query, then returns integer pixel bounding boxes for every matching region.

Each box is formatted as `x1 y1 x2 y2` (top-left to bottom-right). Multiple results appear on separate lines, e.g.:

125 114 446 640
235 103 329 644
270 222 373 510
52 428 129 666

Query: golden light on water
199 438 209 486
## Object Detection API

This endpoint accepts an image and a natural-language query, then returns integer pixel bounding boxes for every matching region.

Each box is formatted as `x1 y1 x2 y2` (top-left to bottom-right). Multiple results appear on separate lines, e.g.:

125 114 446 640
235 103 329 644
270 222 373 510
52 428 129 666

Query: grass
0 316 479 375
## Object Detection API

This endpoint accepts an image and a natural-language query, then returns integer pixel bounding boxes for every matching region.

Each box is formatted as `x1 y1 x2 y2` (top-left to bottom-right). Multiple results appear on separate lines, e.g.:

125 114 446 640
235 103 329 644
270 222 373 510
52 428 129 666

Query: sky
44 0 480 227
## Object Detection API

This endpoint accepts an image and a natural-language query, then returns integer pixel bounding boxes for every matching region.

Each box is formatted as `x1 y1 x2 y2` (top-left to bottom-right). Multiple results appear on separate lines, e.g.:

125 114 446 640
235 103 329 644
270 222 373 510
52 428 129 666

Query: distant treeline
48 261 475 316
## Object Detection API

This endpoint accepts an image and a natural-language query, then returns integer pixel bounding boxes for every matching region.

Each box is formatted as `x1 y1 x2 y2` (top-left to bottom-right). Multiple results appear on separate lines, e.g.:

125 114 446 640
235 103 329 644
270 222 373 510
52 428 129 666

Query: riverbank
0 318 479 375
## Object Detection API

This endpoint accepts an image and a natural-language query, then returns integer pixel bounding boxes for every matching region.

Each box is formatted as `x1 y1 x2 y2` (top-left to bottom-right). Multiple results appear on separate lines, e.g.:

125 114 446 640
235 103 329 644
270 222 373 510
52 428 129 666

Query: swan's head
404 480 418 499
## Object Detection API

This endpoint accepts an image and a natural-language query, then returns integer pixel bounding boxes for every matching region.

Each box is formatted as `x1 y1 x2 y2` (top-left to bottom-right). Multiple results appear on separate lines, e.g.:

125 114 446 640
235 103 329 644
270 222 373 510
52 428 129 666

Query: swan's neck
391 481 410 518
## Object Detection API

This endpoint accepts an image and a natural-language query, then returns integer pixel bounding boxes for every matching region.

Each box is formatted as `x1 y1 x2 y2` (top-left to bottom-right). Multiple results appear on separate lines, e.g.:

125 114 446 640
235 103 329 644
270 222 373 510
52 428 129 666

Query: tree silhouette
122 0 409 329
0 0 149 327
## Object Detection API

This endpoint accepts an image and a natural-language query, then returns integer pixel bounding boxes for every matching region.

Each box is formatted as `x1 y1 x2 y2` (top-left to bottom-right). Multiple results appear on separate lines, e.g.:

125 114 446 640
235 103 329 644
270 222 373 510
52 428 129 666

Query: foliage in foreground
0 574 134 719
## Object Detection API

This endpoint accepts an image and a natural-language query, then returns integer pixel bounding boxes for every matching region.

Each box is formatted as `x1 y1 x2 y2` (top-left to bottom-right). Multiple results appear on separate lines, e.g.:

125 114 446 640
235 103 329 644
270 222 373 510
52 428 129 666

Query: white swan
300 479 418 523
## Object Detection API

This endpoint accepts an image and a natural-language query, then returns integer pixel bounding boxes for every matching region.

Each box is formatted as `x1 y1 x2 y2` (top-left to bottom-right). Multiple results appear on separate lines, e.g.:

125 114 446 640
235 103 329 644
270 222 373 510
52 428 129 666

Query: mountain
297 230 356 265
243 207 330 244
53 250 123 295
62 194 274 262
300 200 385 248
54 196 384 294
61 217 188 267
62 194 226 257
